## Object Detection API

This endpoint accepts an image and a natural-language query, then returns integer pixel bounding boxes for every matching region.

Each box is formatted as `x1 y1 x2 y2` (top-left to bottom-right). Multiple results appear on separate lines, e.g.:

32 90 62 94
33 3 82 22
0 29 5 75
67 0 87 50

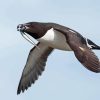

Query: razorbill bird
17 22 100 94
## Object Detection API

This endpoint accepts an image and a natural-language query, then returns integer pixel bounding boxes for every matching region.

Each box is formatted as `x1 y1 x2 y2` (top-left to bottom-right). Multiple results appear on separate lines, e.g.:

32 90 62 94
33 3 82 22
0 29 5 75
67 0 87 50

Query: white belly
37 28 72 51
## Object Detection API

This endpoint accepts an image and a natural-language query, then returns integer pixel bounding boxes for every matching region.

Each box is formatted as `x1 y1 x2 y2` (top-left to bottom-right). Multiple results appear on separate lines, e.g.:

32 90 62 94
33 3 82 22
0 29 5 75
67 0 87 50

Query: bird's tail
87 39 100 50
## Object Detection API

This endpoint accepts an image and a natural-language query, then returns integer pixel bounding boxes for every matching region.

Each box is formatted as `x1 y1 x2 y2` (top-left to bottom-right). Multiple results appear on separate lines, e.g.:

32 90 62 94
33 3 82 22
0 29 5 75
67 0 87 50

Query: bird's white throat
37 28 72 51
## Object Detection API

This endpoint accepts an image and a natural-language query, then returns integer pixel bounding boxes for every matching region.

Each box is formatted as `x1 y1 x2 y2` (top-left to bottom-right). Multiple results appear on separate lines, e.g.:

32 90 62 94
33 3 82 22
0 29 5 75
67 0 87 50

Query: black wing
17 42 53 94
74 46 100 72
54 28 100 73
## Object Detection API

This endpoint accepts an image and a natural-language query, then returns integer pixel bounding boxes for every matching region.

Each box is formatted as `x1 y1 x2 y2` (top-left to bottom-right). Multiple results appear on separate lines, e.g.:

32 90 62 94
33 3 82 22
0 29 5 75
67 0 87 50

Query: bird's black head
17 22 48 39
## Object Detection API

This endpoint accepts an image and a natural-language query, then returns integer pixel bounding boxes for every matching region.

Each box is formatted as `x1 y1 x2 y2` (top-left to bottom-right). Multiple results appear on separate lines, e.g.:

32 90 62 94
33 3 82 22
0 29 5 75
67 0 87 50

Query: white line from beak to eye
20 32 40 49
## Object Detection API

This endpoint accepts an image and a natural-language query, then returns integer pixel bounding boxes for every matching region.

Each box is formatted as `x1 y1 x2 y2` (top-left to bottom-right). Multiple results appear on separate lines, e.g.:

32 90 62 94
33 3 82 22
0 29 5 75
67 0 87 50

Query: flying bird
17 22 100 94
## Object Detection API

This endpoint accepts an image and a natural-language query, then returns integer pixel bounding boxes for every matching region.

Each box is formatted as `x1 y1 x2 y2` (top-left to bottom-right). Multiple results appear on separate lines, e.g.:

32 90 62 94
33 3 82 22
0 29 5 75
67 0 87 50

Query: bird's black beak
17 24 26 32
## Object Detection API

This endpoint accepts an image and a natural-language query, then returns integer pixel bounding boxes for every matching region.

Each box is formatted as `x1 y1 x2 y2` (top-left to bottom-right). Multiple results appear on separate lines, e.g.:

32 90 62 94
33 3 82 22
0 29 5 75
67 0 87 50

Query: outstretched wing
67 32 100 73
17 42 53 94
73 46 100 72
54 28 100 73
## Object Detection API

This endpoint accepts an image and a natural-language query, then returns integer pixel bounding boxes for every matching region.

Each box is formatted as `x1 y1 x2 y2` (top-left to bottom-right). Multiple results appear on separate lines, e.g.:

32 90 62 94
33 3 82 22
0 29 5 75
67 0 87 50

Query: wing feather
17 42 53 94
55 28 100 73
74 46 100 72
67 32 100 73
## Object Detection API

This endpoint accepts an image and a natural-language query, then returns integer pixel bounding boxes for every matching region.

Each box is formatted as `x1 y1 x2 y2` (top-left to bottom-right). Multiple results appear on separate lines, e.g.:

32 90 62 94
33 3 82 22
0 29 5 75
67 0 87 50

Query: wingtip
17 86 22 95
88 66 100 73
93 69 100 73
17 80 24 95
93 64 100 73
17 87 26 95
17 89 21 95
17 92 20 95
